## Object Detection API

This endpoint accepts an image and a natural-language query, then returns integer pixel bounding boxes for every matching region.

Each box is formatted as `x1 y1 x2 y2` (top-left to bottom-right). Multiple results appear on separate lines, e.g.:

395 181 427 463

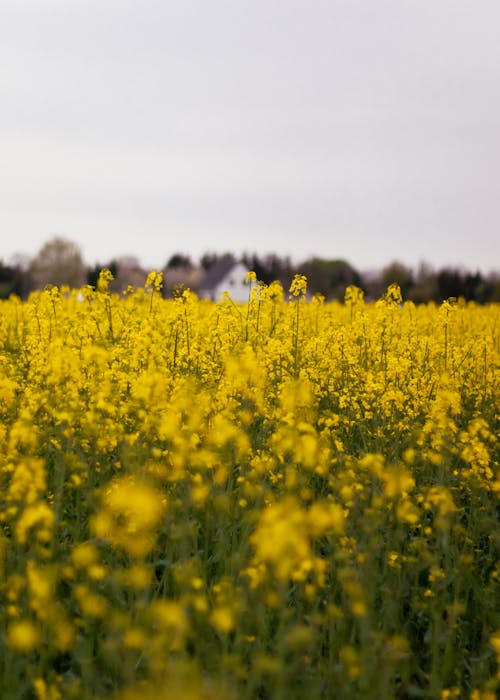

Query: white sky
1 0 499 272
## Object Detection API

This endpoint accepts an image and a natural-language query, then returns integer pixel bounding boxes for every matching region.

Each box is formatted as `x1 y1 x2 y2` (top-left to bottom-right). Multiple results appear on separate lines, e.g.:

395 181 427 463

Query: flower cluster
0 276 498 699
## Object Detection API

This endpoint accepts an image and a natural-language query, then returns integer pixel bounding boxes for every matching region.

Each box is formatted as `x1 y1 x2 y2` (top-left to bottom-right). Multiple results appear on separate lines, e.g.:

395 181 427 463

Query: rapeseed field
0 271 499 699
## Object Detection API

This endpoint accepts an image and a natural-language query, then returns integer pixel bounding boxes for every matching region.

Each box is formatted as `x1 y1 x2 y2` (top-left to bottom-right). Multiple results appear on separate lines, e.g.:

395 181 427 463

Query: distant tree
200 253 217 271
87 258 147 293
408 262 437 303
111 257 146 292
436 268 466 301
29 237 85 291
86 260 118 287
432 267 497 303
486 272 500 302
241 252 299 288
298 258 362 299
0 260 25 298
266 254 293 286
242 253 267 281
166 253 193 269
163 262 204 298
462 271 491 303
200 252 234 270
380 261 414 299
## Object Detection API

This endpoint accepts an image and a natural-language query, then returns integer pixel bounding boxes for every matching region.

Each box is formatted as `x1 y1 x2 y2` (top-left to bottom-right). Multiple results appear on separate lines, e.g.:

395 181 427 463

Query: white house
198 258 251 302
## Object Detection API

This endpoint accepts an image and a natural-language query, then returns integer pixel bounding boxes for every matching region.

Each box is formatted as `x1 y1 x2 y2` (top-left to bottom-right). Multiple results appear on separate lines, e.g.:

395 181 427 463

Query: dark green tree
298 258 362 299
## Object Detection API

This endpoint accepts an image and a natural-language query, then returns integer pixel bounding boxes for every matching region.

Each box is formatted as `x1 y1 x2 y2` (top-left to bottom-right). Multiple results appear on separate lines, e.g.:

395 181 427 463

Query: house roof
199 257 240 291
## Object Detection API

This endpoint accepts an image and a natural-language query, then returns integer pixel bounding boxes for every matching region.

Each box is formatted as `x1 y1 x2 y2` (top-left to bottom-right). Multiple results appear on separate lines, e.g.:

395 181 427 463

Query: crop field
0 271 499 700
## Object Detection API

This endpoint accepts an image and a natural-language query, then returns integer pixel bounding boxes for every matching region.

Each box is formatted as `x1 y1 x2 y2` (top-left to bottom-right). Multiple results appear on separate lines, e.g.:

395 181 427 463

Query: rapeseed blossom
7 619 41 652
0 278 498 699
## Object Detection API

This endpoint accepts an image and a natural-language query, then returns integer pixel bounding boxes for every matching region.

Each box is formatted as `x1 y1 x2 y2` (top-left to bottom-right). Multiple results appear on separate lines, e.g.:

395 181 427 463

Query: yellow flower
490 632 500 654
289 274 307 297
250 498 311 582
124 564 151 589
97 267 114 292
145 271 163 292
340 645 361 679
74 584 108 618
7 619 41 652
381 467 415 499
210 606 235 634
71 541 99 568
91 477 166 557
15 501 54 546
307 501 344 536
396 499 420 525
383 282 402 305
123 627 147 650
344 285 364 306
33 677 62 700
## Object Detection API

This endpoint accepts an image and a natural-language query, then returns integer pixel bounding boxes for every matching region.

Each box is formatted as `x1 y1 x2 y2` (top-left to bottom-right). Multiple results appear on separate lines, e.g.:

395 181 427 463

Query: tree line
1 236 499 303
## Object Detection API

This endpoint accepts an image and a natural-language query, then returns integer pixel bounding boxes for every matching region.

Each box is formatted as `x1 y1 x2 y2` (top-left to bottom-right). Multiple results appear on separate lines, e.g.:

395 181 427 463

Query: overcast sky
1 0 499 273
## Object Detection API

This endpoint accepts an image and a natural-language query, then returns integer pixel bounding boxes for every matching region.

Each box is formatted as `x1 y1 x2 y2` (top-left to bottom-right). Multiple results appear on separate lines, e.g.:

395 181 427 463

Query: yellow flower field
0 272 499 699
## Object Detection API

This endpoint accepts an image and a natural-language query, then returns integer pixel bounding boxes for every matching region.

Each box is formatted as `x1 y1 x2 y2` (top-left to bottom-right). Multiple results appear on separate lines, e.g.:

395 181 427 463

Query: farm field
0 272 499 700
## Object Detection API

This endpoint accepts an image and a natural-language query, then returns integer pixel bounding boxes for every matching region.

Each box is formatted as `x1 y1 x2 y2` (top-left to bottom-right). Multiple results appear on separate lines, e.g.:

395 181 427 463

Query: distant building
198 258 251 302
